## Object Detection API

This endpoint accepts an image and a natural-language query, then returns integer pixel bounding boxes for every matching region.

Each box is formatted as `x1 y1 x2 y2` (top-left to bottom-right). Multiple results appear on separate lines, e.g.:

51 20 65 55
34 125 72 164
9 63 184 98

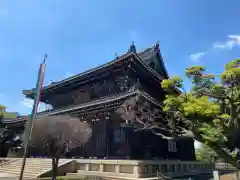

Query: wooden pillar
125 127 132 159
90 118 95 157
105 113 111 158
93 113 110 158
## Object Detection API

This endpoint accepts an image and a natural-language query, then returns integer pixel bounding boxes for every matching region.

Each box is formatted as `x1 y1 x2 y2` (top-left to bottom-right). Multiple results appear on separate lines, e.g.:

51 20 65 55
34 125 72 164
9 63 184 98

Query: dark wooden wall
129 130 196 161
4 114 196 161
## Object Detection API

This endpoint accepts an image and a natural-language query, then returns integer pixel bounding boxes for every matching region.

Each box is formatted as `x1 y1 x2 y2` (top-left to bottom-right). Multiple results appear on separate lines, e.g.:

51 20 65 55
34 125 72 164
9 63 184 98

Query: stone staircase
0 158 73 179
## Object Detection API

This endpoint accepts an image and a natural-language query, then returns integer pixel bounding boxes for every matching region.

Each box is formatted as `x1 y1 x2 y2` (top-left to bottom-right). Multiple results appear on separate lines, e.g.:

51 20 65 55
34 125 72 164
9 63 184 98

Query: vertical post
125 127 132 159
213 170 220 180
18 54 47 180
105 113 110 158
236 160 240 180
90 116 95 158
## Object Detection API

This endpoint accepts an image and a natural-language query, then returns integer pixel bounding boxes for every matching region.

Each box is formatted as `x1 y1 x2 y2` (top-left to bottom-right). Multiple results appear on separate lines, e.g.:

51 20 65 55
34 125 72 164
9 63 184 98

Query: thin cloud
213 35 240 50
20 98 52 112
189 52 206 63
190 34 240 62
20 98 33 108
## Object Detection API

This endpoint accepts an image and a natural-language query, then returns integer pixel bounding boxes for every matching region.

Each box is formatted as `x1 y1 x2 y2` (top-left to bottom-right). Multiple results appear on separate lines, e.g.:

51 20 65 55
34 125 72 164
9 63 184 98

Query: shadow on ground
173 170 236 180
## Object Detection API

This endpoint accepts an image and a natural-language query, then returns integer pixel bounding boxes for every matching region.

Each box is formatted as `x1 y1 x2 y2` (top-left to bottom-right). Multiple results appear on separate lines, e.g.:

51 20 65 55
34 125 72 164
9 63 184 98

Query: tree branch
150 128 194 140
194 133 240 168
228 85 235 127
197 89 229 100
134 115 195 140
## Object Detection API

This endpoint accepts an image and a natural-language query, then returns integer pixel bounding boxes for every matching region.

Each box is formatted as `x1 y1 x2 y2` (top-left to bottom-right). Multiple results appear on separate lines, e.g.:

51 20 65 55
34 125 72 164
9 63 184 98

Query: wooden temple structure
1 42 196 160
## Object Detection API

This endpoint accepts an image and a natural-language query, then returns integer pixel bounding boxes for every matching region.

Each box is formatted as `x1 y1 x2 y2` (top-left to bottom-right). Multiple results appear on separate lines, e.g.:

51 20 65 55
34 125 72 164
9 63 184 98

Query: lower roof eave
4 90 162 124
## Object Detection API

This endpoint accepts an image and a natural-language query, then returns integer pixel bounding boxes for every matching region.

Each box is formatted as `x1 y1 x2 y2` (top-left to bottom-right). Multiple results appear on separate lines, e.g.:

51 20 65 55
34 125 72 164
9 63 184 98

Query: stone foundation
70 159 212 179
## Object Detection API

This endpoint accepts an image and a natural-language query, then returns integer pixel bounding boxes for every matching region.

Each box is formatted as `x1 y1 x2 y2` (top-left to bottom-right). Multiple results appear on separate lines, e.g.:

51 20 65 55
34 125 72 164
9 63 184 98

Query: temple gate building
2 42 196 160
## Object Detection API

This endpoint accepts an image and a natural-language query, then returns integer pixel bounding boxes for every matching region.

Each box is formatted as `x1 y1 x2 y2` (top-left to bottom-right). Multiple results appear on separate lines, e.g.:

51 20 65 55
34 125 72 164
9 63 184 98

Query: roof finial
114 53 118 59
43 54 48 63
154 41 160 52
128 41 136 53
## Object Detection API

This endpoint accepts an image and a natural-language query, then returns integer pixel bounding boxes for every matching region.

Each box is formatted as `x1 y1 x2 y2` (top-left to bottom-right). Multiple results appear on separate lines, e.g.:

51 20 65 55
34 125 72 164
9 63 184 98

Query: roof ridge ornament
128 41 136 53
114 53 118 59
154 41 160 52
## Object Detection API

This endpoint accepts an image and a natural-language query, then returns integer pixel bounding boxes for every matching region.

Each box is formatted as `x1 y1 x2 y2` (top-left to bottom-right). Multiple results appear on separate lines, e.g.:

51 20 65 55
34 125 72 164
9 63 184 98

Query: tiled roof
23 45 167 96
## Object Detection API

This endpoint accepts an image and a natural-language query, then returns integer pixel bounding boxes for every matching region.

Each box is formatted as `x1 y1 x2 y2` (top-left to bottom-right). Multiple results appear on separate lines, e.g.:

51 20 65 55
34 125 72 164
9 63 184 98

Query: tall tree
0 104 19 157
24 115 92 180
157 59 240 168
0 104 17 119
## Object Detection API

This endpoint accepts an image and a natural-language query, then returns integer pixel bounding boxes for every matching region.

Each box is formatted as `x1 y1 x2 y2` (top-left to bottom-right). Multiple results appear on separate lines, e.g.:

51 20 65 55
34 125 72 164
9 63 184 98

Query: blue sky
0 0 240 115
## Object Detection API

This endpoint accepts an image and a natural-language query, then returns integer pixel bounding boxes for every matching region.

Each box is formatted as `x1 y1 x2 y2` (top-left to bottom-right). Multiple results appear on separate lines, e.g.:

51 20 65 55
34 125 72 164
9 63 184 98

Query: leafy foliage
0 104 6 110
0 104 20 157
195 145 217 162
161 59 240 167
2 112 17 118
0 104 17 118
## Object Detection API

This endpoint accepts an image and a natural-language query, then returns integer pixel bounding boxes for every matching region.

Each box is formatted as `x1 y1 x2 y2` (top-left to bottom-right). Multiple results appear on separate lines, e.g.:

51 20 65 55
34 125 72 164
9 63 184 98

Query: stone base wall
72 159 213 179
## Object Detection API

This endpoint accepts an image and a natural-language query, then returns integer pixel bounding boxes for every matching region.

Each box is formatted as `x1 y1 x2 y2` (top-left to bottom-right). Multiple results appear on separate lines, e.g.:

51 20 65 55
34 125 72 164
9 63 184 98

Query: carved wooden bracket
115 96 170 131
115 97 138 121
71 86 91 104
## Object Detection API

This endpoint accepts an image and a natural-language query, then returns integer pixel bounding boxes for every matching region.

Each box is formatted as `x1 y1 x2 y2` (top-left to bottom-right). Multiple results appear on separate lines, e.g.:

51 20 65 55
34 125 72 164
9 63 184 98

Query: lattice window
113 129 125 143
168 140 177 152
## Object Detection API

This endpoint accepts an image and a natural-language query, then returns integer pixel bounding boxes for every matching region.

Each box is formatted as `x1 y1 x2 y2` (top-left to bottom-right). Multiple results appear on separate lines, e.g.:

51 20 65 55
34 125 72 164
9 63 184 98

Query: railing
215 162 236 170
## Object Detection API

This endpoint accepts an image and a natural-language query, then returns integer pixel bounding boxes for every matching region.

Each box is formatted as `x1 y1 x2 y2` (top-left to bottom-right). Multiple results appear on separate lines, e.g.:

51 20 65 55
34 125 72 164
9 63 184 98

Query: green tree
0 104 6 136
195 145 217 162
0 104 19 157
160 59 240 168
0 104 6 121
0 104 17 119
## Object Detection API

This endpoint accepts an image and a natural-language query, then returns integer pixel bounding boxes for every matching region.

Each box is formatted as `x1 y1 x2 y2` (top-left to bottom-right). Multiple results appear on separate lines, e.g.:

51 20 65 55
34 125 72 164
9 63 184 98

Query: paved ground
173 171 237 180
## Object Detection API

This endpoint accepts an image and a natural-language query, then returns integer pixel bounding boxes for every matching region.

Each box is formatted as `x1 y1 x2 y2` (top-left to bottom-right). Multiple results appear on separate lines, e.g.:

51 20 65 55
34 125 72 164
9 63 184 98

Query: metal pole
18 54 47 180
18 113 37 180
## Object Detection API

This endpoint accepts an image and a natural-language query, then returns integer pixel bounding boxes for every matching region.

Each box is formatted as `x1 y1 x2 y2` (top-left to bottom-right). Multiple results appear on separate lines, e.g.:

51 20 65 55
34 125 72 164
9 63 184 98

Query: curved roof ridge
23 44 166 96
23 52 134 94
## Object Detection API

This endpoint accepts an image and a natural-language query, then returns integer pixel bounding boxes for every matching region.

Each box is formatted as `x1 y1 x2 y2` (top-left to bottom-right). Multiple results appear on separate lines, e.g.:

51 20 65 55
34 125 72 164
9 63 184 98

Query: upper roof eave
156 50 169 79
23 45 170 97
23 52 135 96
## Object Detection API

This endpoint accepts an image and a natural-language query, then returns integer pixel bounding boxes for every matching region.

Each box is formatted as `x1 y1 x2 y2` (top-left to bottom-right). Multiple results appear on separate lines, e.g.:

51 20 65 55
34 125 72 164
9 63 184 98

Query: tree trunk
194 134 240 169
51 157 59 180
211 145 240 168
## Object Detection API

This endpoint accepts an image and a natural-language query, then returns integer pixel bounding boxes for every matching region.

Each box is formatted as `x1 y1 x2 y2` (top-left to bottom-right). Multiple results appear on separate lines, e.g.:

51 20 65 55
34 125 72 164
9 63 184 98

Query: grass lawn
3 111 17 118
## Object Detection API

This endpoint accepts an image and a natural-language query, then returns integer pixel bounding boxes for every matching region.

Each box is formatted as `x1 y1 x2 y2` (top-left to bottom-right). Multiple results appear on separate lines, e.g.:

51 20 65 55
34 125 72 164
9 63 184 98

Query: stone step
0 168 52 172
0 168 51 171
0 168 51 172
0 159 72 179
